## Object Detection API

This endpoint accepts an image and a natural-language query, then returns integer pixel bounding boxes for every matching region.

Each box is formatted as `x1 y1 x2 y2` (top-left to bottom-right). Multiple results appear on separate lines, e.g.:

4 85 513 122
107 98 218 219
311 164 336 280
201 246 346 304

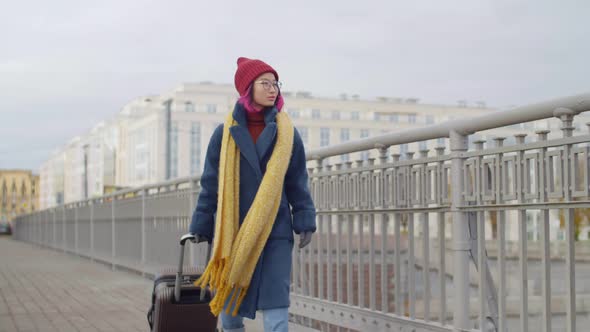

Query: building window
10 186 15 205
170 122 178 178
360 129 370 160
332 111 340 120
190 122 201 175
360 129 370 139
289 108 300 118
373 113 381 121
389 114 399 123
1 184 6 206
185 102 195 112
206 104 217 114
351 112 360 120
340 128 350 142
419 141 428 151
408 114 417 124
320 128 330 147
400 143 409 157
426 115 434 125
340 128 350 162
437 138 445 146
133 129 149 183
298 127 309 144
312 109 321 119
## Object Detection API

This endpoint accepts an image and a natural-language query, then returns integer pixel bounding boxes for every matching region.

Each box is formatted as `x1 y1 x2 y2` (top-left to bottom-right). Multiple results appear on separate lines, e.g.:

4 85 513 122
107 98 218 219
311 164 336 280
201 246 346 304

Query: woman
189 57 316 332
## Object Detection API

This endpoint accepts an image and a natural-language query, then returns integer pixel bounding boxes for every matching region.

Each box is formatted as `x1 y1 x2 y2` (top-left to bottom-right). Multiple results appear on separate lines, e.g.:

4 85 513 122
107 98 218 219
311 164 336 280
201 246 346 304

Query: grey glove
299 232 313 249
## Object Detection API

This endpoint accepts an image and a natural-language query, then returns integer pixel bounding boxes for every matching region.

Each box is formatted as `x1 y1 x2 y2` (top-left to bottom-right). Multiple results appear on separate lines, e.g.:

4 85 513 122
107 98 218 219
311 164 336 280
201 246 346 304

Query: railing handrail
305 92 590 161
33 175 199 213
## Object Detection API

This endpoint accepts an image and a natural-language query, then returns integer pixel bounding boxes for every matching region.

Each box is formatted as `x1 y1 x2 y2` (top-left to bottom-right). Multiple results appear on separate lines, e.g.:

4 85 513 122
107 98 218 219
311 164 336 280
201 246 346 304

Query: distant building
0 169 39 224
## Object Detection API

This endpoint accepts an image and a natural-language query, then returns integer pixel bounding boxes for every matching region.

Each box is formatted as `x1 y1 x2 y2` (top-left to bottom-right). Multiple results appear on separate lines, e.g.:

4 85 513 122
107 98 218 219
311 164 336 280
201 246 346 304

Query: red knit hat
234 57 279 96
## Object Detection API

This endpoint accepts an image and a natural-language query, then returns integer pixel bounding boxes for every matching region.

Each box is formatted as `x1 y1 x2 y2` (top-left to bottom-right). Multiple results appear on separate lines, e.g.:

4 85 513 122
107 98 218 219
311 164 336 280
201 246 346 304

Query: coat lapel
229 103 280 179
255 123 277 161
229 104 263 179
255 107 279 160
229 126 263 179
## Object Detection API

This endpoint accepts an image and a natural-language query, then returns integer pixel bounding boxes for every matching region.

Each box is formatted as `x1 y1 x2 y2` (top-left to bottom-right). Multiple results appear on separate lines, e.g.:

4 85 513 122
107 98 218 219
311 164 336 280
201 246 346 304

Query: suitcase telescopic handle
175 233 212 303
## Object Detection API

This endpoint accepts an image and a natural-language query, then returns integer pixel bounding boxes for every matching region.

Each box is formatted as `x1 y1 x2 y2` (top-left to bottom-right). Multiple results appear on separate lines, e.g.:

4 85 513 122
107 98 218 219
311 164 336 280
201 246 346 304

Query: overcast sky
1 0 589 171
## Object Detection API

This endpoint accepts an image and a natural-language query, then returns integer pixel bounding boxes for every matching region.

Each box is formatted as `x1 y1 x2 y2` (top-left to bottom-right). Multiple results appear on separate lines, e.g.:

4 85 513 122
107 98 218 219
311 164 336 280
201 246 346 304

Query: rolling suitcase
147 233 218 331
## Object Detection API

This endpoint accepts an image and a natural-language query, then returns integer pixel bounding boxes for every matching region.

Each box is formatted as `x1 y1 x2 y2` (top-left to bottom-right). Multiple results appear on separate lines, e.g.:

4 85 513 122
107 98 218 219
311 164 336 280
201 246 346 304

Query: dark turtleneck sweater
246 111 266 143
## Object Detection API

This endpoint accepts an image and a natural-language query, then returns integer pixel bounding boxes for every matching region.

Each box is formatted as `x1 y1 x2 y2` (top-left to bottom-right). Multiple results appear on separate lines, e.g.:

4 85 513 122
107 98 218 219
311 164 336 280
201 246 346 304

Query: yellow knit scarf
194 110 294 317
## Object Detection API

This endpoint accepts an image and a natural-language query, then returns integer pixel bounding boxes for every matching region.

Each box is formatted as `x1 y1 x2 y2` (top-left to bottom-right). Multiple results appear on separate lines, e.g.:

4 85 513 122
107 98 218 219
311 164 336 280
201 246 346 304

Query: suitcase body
147 234 218 332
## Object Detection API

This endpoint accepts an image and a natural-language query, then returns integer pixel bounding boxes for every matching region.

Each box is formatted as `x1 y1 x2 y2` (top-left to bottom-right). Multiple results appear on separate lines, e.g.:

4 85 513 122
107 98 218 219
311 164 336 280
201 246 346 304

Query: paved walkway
0 236 271 332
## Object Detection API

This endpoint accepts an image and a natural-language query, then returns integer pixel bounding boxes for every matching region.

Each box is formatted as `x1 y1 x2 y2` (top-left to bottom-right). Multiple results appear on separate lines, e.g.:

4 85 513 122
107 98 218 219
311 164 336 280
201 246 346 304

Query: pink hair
238 83 284 114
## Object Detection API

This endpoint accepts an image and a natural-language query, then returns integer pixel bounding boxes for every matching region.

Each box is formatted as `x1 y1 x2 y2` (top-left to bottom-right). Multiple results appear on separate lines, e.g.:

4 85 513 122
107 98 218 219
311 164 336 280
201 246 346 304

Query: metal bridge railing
14 93 590 332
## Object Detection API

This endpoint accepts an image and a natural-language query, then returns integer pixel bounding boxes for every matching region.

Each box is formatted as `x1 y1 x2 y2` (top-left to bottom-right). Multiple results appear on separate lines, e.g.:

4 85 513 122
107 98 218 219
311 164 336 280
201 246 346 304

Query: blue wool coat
189 102 317 319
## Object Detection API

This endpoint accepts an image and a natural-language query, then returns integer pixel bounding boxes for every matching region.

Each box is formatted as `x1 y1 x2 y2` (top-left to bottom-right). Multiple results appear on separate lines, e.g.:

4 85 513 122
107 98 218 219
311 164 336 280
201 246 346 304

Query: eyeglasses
254 80 282 91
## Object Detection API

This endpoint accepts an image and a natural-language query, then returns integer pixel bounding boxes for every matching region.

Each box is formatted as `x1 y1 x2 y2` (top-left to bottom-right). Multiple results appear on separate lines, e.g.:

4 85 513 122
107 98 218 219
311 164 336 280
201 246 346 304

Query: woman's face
251 72 279 108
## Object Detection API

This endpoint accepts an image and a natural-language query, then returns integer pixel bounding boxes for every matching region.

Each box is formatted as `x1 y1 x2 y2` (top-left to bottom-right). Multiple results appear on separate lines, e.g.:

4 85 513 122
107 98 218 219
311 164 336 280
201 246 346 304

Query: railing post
450 130 470 330
62 205 66 253
74 202 79 255
32 214 35 244
111 196 116 271
315 158 325 302
325 163 334 303
514 133 529 332
366 157 376 311
188 181 196 271
307 158 321 302
435 146 447 325
493 137 507 332
353 159 364 308
405 151 416 318
343 160 353 309
555 107 576 332
42 212 46 246
90 199 94 262
141 189 147 276
419 148 431 321
332 162 343 305
473 139 488 330
536 129 551 332
392 153 403 316
53 209 57 250
377 145 389 313
37 212 41 247
37 213 41 246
